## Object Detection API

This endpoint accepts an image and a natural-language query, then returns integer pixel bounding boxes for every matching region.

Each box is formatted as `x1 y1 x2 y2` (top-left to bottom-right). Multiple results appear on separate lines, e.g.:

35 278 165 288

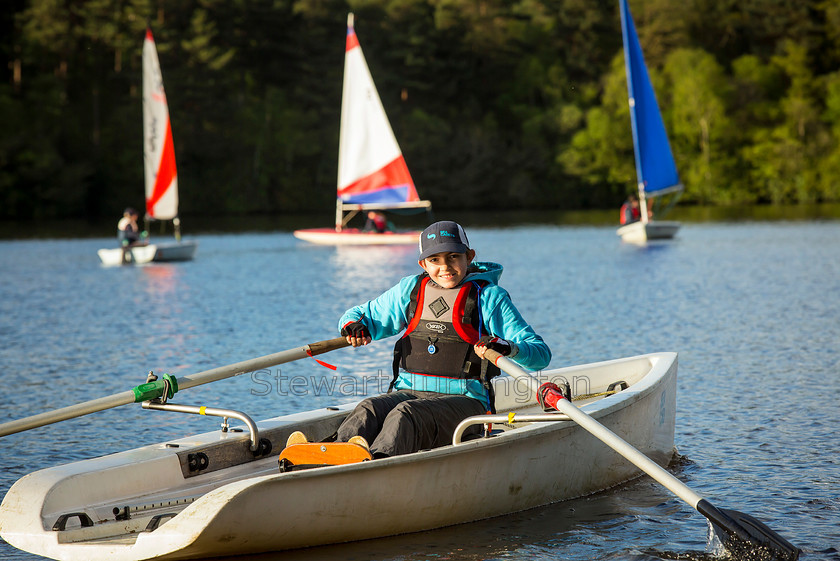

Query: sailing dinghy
0 350 681 560
293 14 432 246
98 28 198 265
615 0 682 244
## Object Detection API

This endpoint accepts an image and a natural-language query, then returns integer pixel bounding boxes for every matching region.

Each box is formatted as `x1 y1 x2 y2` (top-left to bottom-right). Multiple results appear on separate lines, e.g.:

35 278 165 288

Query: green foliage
663 48 730 205
3 0 840 220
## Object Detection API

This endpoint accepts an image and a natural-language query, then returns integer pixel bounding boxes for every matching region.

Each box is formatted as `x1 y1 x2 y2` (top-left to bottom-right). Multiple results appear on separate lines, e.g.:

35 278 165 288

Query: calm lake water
1 218 839 560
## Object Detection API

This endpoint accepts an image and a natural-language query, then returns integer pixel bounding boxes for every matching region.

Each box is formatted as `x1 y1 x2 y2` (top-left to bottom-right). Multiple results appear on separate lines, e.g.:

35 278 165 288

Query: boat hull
293 227 420 245
152 240 198 262
97 241 197 265
0 352 677 561
97 245 157 266
617 221 680 243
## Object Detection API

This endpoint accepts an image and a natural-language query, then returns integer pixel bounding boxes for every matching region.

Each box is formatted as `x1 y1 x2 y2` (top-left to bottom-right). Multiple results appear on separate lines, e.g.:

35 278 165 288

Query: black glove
476 335 511 356
341 321 370 339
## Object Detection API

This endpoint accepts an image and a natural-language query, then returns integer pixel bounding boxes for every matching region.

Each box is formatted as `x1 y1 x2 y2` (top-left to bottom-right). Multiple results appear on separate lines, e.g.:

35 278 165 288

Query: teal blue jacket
338 262 551 404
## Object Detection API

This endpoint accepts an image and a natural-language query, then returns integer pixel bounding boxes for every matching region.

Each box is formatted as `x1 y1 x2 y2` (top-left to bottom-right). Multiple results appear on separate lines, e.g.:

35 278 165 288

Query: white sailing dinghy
294 14 432 246
98 28 198 265
96 241 158 266
616 0 683 244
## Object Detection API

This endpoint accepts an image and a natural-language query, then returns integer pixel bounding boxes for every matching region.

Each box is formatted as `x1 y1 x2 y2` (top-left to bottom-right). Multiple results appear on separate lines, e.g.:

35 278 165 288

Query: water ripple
1 223 839 560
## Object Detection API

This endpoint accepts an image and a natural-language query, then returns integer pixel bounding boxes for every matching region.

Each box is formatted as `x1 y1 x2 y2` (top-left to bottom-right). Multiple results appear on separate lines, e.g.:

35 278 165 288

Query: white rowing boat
0 352 678 561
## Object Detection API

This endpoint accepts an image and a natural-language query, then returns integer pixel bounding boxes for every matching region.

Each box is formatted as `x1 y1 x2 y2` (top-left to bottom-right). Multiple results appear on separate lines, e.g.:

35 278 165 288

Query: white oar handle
483 349 704 509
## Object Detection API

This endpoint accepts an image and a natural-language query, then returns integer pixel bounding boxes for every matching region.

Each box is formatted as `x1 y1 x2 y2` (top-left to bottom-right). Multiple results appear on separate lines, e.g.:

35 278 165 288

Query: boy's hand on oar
341 321 371 347
475 335 512 358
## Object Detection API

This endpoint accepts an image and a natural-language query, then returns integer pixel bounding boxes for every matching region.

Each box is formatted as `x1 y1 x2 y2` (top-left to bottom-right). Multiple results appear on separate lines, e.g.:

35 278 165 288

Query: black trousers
336 390 487 458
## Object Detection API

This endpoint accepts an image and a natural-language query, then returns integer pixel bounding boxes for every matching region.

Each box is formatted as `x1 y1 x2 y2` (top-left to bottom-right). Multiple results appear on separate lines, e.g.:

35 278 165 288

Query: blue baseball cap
418 221 470 260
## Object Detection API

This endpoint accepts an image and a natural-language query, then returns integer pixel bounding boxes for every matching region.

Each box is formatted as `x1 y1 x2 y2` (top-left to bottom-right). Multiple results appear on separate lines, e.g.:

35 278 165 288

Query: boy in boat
117 207 148 247
619 194 641 225
363 211 389 233
335 220 551 458
619 194 652 225
118 207 142 246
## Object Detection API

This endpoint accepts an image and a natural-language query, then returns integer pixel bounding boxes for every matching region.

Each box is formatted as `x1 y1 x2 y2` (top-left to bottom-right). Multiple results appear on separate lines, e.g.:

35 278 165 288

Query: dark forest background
2 0 840 220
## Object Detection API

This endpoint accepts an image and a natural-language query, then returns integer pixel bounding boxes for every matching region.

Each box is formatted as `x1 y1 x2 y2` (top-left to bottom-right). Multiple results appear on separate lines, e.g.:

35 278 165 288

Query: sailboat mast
335 199 344 232
638 185 649 224
334 13 355 233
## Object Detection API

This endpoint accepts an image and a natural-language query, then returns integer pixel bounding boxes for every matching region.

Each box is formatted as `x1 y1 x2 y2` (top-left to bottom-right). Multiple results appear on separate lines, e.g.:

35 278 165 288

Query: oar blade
697 500 800 561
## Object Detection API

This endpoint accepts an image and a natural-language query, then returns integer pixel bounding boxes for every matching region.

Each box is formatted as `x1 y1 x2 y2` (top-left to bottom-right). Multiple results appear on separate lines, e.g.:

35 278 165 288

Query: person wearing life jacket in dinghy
117 207 147 247
619 193 652 225
335 220 551 458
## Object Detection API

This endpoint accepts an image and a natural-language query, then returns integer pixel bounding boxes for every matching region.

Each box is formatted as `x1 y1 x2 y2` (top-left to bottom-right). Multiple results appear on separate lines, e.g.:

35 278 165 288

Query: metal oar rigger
482 349 800 561
0 337 349 438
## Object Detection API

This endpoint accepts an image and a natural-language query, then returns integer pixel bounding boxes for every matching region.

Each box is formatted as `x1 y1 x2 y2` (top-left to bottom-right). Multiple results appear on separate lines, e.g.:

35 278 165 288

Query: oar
483 349 800 561
0 337 349 438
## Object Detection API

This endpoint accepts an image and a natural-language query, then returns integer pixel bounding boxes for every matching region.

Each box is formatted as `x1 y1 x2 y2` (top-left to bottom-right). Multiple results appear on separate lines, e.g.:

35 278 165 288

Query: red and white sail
143 28 178 221
336 14 419 205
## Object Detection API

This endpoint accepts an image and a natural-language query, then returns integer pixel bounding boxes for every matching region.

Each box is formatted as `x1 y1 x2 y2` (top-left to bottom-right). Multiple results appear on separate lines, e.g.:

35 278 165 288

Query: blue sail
620 0 682 197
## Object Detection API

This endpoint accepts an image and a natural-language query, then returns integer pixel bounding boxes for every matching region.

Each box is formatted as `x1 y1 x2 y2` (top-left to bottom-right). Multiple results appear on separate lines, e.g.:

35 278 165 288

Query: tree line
2 0 839 220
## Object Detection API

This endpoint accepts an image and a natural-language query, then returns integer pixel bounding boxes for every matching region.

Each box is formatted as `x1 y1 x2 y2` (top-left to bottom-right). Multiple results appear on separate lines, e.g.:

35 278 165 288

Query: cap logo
418 221 468 259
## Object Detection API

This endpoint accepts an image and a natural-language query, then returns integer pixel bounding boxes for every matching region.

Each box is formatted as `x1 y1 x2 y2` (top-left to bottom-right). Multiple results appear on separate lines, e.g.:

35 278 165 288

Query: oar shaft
543 375 703 507
177 338 347 391
0 392 137 437
486 350 703 508
0 337 349 438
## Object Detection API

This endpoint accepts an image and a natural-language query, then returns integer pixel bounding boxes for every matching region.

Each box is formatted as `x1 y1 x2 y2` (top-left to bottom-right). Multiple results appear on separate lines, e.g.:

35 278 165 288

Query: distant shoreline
2 203 840 240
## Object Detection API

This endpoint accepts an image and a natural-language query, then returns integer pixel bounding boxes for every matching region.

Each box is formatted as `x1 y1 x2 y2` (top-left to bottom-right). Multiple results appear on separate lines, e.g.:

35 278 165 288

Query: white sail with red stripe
143 27 178 221
337 14 420 206
292 14 431 244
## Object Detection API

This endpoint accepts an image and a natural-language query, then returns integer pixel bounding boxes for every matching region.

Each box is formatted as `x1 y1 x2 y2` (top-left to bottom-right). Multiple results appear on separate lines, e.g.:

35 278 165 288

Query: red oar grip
537 382 566 411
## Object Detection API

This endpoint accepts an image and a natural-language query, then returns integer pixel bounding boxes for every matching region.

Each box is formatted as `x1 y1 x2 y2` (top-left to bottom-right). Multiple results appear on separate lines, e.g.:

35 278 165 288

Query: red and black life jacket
620 202 640 225
391 274 500 410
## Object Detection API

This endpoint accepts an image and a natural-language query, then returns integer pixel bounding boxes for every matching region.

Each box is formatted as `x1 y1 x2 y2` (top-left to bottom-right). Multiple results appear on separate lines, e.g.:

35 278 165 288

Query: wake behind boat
98 28 197 265
293 14 432 246
616 0 683 244
0 352 678 561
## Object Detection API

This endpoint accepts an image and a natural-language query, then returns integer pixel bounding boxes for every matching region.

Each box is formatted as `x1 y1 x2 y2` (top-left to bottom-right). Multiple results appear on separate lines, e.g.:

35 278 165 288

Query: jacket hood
464 261 503 285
